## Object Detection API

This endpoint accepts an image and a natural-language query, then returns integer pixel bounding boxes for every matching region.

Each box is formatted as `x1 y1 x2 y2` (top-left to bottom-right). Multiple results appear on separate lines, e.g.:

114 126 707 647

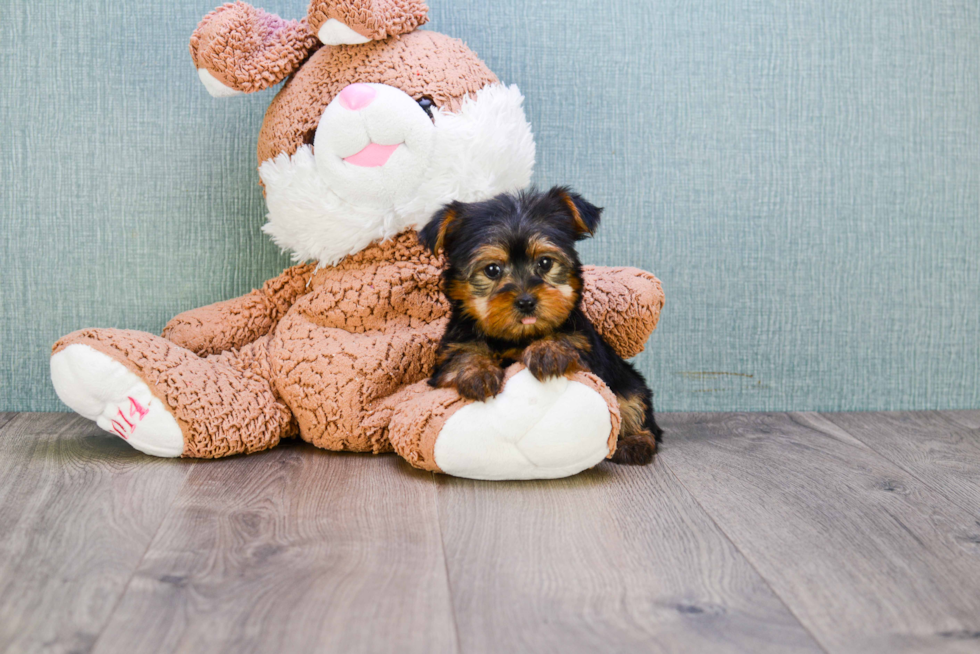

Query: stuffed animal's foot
52 328 293 458
50 344 184 457
388 367 620 480
433 370 613 480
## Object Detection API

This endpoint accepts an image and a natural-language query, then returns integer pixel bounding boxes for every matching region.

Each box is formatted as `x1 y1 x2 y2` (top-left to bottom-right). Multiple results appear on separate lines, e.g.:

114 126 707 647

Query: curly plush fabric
258 30 497 162
307 0 429 42
385 381 467 471
162 262 315 356
54 233 661 460
190 2 320 93
580 266 665 359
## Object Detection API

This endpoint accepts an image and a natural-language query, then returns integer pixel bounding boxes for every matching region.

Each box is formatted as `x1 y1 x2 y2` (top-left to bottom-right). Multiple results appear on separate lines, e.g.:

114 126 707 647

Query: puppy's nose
515 295 537 314
338 84 376 111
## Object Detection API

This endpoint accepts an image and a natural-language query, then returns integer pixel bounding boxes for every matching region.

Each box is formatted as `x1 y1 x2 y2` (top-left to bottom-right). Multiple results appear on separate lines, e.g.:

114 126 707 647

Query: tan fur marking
558 190 593 236
561 332 591 352
433 207 457 255
526 235 563 261
483 290 522 338
534 286 577 332
469 244 509 270
470 296 489 320
449 278 491 323
617 393 648 437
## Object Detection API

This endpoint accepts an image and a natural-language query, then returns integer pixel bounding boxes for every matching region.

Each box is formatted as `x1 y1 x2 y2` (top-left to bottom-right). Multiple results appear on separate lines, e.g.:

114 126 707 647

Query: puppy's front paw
523 340 581 381
610 431 658 465
454 366 505 402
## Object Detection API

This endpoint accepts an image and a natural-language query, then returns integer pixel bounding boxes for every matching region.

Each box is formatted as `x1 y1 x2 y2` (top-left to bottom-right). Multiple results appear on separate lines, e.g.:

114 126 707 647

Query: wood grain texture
91 444 458 654
822 411 980 517
0 412 15 431
436 459 823 654
659 412 980 653
944 411 980 431
0 413 191 654
5 411 980 652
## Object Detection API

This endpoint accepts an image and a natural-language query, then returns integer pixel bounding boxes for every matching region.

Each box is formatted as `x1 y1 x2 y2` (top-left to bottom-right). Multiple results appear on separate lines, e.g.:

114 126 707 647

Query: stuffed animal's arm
163 263 316 356
580 266 665 359
190 2 319 97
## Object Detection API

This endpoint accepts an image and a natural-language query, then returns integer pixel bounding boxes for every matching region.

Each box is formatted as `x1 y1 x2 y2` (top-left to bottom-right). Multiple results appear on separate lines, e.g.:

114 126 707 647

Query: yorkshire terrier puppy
419 186 662 465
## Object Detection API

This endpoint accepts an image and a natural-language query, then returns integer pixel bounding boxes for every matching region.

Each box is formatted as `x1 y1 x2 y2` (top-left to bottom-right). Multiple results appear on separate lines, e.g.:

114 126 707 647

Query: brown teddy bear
49 0 664 480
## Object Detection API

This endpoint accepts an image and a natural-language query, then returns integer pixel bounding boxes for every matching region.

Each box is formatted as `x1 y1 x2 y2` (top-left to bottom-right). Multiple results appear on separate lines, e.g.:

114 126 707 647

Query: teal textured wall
2 0 978 412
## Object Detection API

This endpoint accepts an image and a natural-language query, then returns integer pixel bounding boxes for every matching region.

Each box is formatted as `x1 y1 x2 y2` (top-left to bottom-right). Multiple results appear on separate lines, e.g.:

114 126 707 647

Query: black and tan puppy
419 186 662 465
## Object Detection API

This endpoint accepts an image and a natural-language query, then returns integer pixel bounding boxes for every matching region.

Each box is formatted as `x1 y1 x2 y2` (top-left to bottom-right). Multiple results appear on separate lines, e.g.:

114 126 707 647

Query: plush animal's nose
338 84 377 111
515 295 537 314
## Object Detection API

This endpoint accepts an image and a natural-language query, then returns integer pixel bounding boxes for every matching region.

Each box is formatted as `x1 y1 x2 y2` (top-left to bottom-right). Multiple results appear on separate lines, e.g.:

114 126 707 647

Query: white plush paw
317 18 372 45
197 68 244 98
433 370 612 481
50 344 184 457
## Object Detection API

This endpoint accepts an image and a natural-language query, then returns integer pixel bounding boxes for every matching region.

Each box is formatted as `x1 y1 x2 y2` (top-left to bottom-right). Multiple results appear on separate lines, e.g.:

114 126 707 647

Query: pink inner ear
344 143 401 167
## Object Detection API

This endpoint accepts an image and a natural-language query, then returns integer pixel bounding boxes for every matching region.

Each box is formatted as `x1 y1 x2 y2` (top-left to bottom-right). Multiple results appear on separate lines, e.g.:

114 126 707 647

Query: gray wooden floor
1 411 979 654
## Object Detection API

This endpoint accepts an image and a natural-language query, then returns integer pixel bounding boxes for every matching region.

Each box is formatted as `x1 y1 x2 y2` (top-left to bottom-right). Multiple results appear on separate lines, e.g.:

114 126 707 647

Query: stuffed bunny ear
190 2 318 97
307 0 429 46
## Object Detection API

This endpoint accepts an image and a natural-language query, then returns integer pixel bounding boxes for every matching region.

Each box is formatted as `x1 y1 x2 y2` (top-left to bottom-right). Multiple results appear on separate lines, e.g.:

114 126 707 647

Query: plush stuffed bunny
50 0 664 480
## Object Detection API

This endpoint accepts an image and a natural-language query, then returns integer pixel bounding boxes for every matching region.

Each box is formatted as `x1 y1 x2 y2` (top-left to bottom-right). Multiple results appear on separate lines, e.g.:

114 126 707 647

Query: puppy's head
420 186 602 341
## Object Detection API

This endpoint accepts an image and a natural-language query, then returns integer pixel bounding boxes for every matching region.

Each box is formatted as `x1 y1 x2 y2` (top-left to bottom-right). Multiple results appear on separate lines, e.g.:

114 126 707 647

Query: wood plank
0 413 192 654
659 412 980 654
944 411 980 431
0 412 16 431
437 458 824 653
822 411 980 517
92 444 458 654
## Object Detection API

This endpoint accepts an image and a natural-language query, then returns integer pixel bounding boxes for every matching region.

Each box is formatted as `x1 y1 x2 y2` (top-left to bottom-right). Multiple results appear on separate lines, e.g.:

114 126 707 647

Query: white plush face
313 83 436 208
259 83 536 265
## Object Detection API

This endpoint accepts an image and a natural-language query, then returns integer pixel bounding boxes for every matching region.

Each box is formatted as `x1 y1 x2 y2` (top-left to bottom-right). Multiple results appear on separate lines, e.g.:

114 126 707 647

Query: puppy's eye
484 263 502 279
416 97 435 119
536 257 553 273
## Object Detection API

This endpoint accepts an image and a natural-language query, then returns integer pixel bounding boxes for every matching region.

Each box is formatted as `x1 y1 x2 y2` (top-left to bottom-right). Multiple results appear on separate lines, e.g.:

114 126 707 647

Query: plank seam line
86 460 198 653
658 450 831 654
433 473 464 654
818 411 980 520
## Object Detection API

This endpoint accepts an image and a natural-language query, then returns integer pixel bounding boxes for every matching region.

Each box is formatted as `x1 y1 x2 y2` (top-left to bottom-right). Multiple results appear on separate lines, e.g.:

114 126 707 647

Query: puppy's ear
419 203 461 255
549 186 602 239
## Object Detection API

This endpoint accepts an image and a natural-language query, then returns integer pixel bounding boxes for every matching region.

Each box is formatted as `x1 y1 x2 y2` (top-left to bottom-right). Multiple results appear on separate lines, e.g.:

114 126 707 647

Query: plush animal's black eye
417 97 435 118
537 257 553 273
484 263 502 279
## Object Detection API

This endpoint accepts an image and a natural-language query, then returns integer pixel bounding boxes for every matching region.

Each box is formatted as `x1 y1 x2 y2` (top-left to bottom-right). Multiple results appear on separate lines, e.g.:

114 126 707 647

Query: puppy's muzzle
515 294 537 314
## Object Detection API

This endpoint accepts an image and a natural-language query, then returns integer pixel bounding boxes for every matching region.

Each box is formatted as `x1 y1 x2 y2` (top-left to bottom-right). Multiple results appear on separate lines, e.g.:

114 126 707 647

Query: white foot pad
433 370 612 481
50 344 184 457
